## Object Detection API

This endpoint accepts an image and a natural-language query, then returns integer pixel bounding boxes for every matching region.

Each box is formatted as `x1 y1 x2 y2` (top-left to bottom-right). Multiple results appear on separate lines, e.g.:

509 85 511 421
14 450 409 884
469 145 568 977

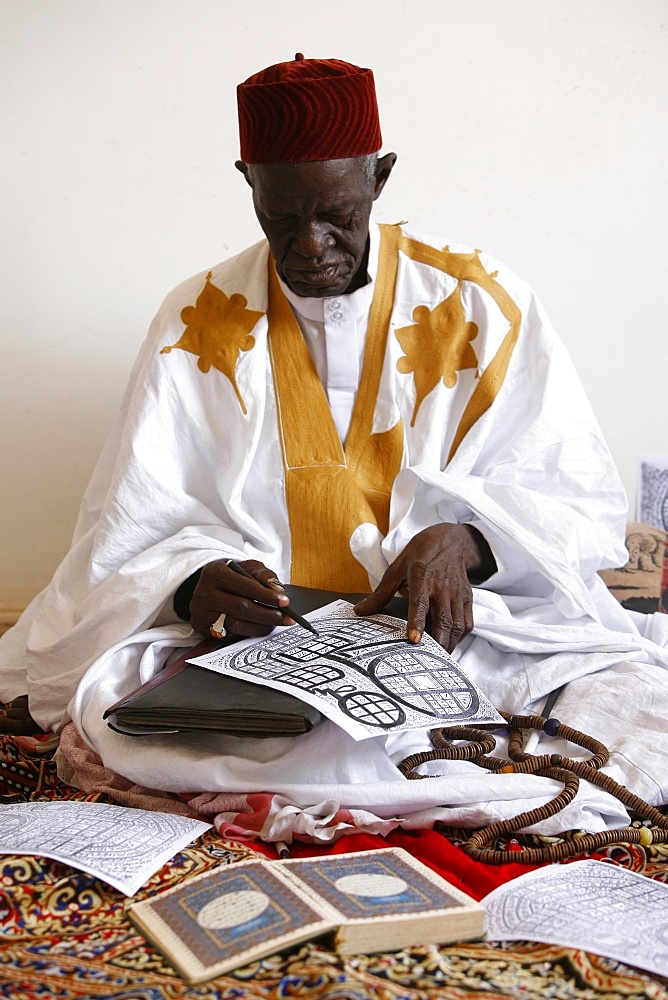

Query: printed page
188 601 503 740
0 801 211 896
483 859 668 978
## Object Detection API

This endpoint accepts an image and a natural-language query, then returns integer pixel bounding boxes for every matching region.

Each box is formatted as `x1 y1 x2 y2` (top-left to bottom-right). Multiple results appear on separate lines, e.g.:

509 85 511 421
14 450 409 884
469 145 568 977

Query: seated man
1 55 667 843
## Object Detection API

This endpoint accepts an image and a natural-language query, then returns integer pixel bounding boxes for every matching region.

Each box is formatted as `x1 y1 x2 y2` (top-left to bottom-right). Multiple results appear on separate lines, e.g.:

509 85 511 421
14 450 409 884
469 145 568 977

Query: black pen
225 559 319 635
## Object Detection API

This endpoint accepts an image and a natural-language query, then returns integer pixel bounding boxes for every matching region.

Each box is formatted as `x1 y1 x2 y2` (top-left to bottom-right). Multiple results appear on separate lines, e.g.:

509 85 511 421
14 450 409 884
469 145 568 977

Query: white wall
2 0 666 597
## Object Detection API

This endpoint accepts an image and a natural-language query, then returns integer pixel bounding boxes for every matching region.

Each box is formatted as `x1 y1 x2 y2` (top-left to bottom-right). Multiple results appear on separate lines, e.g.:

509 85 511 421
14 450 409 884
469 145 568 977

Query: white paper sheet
637 454 668 531
188 601 504 740
483 859 668 977
0 801 211 895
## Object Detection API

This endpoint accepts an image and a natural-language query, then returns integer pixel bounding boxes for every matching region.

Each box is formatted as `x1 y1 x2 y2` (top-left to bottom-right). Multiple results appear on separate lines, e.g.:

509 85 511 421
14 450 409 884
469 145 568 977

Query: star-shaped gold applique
395 279 479 426
160 273 263 414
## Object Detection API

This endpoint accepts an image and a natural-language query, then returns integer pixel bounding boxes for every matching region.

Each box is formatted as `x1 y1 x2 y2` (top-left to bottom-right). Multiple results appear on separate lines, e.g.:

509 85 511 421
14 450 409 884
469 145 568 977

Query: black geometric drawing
224 609 497 733
368 649 479 719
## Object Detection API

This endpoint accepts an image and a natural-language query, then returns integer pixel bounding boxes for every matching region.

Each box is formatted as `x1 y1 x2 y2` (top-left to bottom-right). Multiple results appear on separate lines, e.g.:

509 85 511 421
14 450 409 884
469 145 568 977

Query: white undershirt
278 223 379 444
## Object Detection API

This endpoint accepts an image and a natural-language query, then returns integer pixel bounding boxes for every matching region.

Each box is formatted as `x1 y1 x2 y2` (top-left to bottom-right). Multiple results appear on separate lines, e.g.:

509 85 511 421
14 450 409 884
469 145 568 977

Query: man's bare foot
0 695 45 736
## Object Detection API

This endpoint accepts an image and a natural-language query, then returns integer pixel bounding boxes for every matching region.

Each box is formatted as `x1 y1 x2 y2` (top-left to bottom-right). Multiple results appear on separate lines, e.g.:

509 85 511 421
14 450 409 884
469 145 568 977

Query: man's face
240 155 394 298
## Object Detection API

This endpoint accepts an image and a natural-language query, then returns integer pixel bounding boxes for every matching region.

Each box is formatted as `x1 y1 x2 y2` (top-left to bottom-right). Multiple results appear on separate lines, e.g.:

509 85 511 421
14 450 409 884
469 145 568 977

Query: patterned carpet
1 734 667 1000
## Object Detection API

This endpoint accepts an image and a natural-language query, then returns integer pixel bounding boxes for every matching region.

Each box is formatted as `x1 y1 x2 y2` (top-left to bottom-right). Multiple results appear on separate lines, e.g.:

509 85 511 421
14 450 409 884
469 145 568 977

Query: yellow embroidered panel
345 225 405 535
395 237 522 461
268 227 404 591
160 272 263 414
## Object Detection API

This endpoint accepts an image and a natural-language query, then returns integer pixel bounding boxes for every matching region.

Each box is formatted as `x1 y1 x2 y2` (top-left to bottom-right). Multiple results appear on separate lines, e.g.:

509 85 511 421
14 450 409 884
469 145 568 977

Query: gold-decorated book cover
129 847 485 984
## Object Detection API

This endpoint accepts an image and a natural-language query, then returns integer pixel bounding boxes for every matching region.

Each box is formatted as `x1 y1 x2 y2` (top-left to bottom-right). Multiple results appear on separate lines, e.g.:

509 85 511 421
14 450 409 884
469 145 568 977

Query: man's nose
292 220 334 258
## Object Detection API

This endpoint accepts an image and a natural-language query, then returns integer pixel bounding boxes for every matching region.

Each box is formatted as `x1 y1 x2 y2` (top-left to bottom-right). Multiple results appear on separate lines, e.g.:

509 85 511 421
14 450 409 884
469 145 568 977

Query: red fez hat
237 53 382 164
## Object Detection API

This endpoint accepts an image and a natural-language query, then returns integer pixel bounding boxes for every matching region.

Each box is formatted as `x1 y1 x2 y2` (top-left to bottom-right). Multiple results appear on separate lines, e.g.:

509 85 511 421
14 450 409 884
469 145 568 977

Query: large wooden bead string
397 713 668 864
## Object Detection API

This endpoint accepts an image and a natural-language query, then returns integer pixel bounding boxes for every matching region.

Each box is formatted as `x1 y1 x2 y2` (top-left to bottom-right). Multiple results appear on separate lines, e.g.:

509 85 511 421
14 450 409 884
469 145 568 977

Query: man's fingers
357 524 482 650
239 560 285 593
403 555 475 651
404 561 431 643
191 594 286 638
202 562 286 607
430 595 474 653
190 559 291 636
353 567 405 617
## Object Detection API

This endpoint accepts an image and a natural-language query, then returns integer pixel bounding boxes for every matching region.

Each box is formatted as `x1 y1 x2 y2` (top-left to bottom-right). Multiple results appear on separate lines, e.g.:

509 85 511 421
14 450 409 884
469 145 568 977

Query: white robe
3 223 667 840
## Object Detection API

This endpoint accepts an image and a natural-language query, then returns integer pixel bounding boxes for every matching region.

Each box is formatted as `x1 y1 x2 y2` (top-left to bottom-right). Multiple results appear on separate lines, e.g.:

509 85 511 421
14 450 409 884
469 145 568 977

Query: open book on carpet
129 851 668 985
129 847 486 983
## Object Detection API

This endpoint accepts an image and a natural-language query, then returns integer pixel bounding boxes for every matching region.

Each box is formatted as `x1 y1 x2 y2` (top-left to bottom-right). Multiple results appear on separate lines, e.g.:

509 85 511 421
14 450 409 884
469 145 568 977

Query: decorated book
129 847 485 984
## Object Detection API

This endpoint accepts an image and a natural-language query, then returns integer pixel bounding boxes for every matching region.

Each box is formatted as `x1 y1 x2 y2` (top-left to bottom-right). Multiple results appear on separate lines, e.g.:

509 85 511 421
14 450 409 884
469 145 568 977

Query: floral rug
1 734 667 1000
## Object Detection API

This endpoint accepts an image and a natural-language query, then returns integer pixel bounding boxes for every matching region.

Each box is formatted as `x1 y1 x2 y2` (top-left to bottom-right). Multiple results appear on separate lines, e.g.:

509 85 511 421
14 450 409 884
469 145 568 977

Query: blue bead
544 718 560 736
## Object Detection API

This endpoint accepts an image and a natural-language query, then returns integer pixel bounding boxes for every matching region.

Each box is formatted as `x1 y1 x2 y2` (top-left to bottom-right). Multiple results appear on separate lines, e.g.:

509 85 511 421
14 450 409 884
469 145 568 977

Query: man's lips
281 258 356 295
290 263 340 282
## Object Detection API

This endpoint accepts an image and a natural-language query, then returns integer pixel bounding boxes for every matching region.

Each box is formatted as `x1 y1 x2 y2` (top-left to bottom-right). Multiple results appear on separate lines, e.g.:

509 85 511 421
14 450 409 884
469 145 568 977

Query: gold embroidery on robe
394 237 522 461
267 227 404 591
160 272 263 414
396 280 479 426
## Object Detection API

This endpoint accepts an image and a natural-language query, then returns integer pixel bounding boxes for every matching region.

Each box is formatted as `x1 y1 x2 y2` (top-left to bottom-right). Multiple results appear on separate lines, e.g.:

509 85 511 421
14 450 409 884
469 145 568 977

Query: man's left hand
353 523 496 653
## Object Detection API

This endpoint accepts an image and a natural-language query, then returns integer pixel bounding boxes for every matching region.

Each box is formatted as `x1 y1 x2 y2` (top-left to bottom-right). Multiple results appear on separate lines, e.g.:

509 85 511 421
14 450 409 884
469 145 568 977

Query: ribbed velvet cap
237 53 382 164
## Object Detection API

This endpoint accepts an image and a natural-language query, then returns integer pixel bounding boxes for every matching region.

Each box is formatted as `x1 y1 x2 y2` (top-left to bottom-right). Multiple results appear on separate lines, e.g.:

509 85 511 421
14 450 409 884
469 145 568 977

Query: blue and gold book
129 847 485 983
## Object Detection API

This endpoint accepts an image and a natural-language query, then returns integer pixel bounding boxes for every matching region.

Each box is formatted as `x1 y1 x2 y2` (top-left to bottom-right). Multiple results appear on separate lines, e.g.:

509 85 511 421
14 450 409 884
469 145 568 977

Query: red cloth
249 828 545 901
237 53 382 164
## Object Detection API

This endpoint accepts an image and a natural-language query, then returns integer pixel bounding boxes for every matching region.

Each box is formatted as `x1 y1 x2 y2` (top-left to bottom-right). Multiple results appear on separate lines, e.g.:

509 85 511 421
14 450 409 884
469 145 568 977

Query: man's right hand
188 559 293 638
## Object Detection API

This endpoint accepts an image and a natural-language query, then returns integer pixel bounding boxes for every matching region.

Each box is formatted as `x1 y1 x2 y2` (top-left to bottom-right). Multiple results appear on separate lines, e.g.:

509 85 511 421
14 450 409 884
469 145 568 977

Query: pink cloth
57 722 195 814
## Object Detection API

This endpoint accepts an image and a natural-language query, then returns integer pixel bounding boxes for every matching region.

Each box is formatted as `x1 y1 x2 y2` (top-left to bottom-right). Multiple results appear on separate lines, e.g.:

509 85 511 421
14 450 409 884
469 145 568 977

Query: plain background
2 0 666 600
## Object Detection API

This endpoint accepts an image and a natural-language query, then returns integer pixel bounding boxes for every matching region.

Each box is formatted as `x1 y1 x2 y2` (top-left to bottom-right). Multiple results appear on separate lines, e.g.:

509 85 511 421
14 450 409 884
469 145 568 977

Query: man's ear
235 160 253 186
372 152 397 201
